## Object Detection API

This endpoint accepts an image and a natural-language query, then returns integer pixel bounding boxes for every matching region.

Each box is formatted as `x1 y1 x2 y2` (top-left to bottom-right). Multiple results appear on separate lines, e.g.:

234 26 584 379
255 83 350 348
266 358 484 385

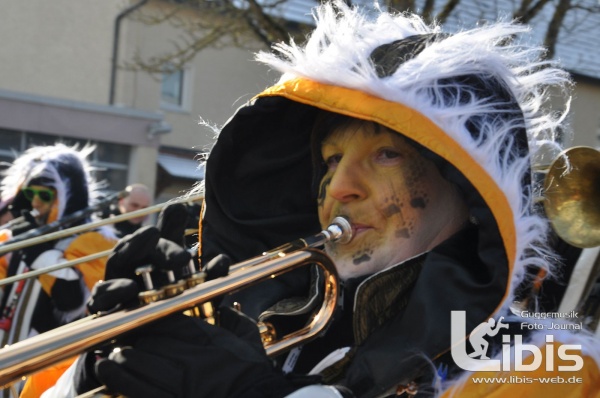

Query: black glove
87 253 231 316
92 308 319 398
9 210 54 266
156 203 189 247
104 225 191 285
10 209 39 237
158 203 231 280
87 278 140 314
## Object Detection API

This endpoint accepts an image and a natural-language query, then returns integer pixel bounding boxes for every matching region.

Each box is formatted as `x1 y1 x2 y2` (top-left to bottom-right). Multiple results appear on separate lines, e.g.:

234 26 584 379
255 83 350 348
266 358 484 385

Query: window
0 129 130 193
161 63 191 111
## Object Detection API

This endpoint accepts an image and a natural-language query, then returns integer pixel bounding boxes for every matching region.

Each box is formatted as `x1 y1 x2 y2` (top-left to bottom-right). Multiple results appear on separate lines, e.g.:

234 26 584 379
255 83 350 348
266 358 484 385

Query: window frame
160 63 193 113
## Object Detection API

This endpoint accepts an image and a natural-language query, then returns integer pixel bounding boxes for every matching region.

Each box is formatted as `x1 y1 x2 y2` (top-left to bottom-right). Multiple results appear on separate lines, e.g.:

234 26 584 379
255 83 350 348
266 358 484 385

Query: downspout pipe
109 0 149 105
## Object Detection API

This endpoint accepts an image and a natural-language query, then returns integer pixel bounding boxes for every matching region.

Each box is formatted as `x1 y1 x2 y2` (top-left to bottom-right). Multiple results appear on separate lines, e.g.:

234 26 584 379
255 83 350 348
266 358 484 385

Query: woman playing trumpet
45 2 600 397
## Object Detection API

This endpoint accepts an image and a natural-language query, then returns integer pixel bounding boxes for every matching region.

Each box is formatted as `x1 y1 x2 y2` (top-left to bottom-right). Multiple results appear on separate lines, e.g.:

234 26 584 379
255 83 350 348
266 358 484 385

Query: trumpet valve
136 265 155 290
138 289 166 305
186 271 207 289
135 265 166 305
162 281 186 298
162 270 187 298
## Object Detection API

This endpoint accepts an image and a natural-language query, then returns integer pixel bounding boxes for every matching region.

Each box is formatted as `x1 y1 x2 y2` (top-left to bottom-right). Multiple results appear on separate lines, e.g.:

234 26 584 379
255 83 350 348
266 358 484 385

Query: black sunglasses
22 187 55 203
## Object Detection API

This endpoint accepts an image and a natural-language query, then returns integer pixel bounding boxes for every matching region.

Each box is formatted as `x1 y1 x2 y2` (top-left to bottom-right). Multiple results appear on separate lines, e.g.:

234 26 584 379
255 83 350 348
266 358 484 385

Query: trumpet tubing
0 249 337 387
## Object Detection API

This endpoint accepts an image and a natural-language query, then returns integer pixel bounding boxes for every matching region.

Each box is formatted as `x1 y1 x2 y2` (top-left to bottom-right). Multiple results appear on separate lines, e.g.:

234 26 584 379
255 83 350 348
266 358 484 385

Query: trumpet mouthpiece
328 216 353 244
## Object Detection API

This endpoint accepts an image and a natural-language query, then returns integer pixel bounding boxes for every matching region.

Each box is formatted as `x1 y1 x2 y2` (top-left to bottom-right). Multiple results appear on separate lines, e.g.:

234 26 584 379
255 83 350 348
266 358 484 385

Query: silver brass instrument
0 190 128 253
0 193 204 257
0 217 352 388
0 210 39 231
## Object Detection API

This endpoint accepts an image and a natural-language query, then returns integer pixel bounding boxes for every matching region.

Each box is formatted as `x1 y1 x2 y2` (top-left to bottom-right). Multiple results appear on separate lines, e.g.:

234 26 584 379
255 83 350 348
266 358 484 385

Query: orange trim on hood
259 77 516 280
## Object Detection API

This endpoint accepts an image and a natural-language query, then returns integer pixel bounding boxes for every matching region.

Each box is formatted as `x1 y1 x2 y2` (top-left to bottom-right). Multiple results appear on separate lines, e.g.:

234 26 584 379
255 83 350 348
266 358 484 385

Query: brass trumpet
0 217 352 387
542 146 600 249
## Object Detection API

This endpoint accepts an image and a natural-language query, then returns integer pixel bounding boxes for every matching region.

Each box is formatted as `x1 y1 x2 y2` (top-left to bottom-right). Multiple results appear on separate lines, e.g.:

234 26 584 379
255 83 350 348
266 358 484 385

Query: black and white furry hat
1 143 102 225
255 1 572 307
204 0 572 307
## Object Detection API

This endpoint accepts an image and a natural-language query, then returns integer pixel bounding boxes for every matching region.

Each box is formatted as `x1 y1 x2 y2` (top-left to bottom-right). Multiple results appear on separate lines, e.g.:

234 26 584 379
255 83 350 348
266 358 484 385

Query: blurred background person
105 183 152 238
0 144 117 347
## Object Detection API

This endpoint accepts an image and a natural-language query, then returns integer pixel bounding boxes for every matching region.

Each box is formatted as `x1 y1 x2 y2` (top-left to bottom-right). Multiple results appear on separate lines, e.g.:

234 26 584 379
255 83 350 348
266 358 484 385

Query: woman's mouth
350 223 372 237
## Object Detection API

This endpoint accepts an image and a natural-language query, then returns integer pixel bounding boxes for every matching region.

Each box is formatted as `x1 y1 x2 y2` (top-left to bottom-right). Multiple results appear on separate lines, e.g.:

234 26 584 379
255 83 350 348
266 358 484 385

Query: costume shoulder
20 357 77 398
64 231 117 290
0 229 12 279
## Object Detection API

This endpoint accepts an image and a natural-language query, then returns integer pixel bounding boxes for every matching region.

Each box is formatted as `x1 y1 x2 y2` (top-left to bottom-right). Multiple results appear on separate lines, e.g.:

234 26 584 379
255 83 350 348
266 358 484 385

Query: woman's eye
324 154 342 170
376 148 401 163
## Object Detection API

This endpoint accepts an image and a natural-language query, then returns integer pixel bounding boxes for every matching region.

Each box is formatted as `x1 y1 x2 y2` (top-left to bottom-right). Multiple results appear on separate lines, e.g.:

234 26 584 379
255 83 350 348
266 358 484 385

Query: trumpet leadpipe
228 216 352 273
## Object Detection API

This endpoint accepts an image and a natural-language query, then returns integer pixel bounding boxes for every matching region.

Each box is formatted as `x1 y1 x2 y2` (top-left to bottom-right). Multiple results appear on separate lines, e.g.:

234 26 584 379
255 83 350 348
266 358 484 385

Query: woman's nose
326 160 367 203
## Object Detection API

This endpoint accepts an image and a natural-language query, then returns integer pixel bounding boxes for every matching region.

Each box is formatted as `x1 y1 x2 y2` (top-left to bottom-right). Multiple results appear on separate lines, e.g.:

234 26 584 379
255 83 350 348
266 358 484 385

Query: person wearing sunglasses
21 185 57 225
0 144 117 395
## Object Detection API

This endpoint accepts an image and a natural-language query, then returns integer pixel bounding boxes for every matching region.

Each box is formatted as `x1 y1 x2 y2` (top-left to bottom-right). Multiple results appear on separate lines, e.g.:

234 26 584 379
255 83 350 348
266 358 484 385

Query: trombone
0 193 205 257
0 217 352 388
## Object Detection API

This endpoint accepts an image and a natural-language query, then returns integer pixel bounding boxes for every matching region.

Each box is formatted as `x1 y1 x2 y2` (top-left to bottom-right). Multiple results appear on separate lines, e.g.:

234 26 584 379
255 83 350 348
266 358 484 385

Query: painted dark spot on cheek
383 203 401 217
395 228 410 239
353 253 371 265
318 176 332 208
410 197 426 208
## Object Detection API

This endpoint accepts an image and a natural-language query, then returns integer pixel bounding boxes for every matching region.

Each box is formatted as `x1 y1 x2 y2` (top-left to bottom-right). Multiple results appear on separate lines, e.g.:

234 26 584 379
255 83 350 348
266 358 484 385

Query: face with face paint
318 120 469 280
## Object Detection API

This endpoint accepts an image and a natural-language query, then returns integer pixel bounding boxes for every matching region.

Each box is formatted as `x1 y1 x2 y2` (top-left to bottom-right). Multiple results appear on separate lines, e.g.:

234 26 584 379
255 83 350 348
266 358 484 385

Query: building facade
0 0 598 205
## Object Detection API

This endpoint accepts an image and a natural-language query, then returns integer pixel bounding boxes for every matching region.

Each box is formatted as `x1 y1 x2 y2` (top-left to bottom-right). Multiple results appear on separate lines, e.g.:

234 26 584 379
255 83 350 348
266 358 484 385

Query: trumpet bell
543 146 600 248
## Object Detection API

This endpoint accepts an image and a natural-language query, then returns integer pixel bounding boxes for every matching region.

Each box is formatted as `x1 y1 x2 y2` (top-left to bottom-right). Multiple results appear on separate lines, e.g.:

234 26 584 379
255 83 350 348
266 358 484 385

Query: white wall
0 0 126 105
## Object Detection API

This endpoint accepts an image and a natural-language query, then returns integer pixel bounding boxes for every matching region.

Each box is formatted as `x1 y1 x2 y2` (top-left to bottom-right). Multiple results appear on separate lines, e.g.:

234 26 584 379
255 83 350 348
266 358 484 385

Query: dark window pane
161 68 184 106
0 128 22 153
93 168 128 192
96 142 129 164
26 132 57 148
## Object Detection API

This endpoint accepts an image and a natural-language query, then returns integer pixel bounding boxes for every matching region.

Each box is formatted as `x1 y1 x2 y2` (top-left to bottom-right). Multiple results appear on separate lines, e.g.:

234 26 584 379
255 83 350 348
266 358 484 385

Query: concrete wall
0 0 126 105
